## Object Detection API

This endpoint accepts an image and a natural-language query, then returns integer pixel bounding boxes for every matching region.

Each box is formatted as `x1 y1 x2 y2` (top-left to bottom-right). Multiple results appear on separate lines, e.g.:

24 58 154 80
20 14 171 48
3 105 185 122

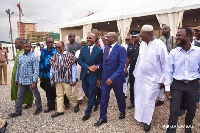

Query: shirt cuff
165 85 170 91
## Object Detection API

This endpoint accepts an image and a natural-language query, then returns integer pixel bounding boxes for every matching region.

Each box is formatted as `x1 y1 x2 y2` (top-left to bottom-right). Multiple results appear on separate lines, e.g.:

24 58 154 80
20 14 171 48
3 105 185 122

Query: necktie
96 40 101 48
105 45 112 60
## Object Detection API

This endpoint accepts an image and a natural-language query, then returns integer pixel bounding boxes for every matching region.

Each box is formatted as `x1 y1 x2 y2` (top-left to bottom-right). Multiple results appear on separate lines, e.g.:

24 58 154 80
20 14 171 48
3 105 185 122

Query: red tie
106 45 112 60
96 40 101 48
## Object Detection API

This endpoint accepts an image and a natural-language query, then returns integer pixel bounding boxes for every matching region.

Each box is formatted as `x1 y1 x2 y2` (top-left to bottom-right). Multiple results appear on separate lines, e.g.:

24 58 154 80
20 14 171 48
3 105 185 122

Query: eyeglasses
86 37 92 39
55 47 62 49
47 41 53 44
194 30 200 32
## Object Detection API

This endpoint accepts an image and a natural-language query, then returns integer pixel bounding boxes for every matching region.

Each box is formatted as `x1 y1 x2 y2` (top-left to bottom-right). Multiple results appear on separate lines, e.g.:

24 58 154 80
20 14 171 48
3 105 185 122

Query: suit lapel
107 44 118 61
89 45 97 62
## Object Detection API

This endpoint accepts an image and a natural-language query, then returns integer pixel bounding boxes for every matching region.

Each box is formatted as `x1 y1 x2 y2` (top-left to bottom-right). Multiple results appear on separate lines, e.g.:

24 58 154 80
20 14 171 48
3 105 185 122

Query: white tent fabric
117 18 132 45
156 11 184 37
60 0 200 29
83 24 92 39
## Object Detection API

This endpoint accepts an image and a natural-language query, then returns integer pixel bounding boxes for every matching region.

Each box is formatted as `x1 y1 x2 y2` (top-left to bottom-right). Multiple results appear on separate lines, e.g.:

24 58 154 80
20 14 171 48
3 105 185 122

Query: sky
0 0 134 42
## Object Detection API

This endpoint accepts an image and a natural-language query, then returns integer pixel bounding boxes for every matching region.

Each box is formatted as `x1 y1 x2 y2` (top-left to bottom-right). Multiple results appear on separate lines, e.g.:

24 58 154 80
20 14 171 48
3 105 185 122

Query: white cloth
157 88 165 101
156 11 184 37
133 39 168 125
83 24 92 39
34 46 41 60
117 18 132 45
99 38 105 50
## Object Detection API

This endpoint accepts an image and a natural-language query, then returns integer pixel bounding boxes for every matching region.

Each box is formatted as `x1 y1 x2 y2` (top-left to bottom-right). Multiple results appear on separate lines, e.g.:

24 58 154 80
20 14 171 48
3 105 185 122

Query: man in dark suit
94 32 127 126
78 33 103 121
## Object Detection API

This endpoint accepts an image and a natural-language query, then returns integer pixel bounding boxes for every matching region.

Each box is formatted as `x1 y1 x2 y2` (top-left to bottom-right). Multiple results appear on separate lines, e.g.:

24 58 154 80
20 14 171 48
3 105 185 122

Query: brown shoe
23 104 32 109
155 100 164 106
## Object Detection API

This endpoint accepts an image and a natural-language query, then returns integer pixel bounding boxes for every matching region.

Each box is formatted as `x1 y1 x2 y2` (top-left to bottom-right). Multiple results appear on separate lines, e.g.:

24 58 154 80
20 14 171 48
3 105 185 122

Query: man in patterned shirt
8 40 42 117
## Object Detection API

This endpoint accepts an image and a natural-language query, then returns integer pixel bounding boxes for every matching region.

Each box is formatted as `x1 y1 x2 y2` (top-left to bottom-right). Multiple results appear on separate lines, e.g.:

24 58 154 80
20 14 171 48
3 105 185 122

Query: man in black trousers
125 30 140 109
165 27 200 133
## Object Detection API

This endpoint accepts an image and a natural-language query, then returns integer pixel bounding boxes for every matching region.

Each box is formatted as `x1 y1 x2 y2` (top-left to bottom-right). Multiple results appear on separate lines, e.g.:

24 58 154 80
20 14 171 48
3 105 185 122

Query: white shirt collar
111 42 117 47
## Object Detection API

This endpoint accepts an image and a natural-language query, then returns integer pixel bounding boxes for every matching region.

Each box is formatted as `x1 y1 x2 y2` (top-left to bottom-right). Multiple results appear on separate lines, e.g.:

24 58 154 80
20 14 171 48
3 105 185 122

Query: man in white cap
133 24 168 132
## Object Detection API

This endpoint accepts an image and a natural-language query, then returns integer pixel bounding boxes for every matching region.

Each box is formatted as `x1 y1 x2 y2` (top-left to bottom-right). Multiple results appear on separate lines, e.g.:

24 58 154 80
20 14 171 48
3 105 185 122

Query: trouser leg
0 63 2 83
85 81 97 115
44 78 56 109
55 83 64 112
113 83 126 113
184 81 199 126
2 62 7 84
30 85 42 110
167 89 183 132
15 85 27 113
100 84 111 119
129 73 134 105
63 83 77 107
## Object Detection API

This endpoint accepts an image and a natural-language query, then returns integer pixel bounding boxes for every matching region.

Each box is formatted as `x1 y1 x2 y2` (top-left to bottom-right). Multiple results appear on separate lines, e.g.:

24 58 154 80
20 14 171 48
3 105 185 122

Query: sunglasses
55 47 62 49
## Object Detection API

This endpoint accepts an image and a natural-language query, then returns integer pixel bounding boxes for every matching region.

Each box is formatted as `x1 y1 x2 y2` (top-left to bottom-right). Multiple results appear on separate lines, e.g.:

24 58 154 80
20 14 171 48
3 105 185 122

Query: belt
174 78 198 84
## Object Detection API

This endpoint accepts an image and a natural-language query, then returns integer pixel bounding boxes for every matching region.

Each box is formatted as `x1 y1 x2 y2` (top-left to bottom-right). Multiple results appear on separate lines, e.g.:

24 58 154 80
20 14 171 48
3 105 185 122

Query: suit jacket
78 45 103 82
101 43 126 84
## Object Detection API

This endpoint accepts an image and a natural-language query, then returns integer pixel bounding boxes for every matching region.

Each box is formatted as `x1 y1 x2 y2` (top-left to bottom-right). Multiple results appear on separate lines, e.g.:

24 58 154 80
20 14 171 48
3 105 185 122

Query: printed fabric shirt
39 47 57 79
15 52 39 85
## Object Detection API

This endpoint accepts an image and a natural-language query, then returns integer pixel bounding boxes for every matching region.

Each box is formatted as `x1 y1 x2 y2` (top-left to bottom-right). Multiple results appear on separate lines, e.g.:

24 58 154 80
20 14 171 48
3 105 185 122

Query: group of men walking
4 24 200 133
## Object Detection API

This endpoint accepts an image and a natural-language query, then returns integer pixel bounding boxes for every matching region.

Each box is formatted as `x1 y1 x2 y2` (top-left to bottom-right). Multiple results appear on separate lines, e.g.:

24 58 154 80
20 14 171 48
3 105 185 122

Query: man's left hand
159 83 164 90
72 82 76 87
31 82 37 90
106 78 112 86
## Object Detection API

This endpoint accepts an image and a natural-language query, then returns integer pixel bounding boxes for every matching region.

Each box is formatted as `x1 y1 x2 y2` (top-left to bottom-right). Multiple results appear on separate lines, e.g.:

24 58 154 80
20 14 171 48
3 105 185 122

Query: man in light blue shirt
165 27 200 133
9 40 42 117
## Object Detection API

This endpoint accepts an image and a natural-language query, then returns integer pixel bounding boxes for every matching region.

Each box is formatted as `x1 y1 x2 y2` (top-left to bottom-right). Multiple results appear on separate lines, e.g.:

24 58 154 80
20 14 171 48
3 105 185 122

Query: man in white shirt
165 27 200 133
133 25 168 132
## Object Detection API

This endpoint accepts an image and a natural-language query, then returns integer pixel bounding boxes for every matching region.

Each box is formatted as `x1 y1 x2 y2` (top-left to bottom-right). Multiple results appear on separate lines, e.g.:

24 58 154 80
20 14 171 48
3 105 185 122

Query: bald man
94 32 127 126
156 25 176 107
133 25 168 132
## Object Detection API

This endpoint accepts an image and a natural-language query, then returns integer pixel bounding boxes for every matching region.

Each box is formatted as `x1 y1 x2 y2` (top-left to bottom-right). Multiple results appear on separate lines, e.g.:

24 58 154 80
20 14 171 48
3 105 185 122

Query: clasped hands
88 65 98 72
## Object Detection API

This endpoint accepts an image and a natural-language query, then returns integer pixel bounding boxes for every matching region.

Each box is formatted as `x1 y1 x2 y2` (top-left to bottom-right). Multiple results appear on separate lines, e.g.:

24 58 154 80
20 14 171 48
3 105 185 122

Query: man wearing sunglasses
78 33 103 121
50 41 79 118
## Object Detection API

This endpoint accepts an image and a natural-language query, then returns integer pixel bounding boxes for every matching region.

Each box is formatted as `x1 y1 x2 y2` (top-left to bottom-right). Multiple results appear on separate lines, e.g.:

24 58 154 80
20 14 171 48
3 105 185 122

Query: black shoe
94 119 107 127
0 121 8 133
33 108 42 115
51 112 64 118
179 109 186 116
144 123 151 132
93 104 98 112
23 104 32 109
74 104 79 113
82 115 90 121
65 104 70 109
127 104 134 109
185 125 192 133
44 108 55 113
8 112 22 118
155 100 164 106
119 112 125 119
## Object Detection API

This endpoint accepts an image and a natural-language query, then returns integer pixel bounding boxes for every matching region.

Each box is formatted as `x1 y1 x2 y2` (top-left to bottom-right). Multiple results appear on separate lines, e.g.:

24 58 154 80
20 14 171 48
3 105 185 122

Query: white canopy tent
60 0 200 43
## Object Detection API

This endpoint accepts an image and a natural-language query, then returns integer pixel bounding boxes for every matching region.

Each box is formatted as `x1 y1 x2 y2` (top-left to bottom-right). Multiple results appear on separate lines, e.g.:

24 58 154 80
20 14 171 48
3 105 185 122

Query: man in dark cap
125 30 140 109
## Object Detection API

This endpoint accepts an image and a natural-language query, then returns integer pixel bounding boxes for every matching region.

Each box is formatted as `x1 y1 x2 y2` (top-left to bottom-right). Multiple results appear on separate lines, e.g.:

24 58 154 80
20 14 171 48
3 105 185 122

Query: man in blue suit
94 32 127 126
78 33 103 121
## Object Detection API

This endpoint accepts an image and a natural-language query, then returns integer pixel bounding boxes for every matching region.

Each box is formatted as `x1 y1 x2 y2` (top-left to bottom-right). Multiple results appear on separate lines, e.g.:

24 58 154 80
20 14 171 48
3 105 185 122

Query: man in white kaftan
133 25 168 132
